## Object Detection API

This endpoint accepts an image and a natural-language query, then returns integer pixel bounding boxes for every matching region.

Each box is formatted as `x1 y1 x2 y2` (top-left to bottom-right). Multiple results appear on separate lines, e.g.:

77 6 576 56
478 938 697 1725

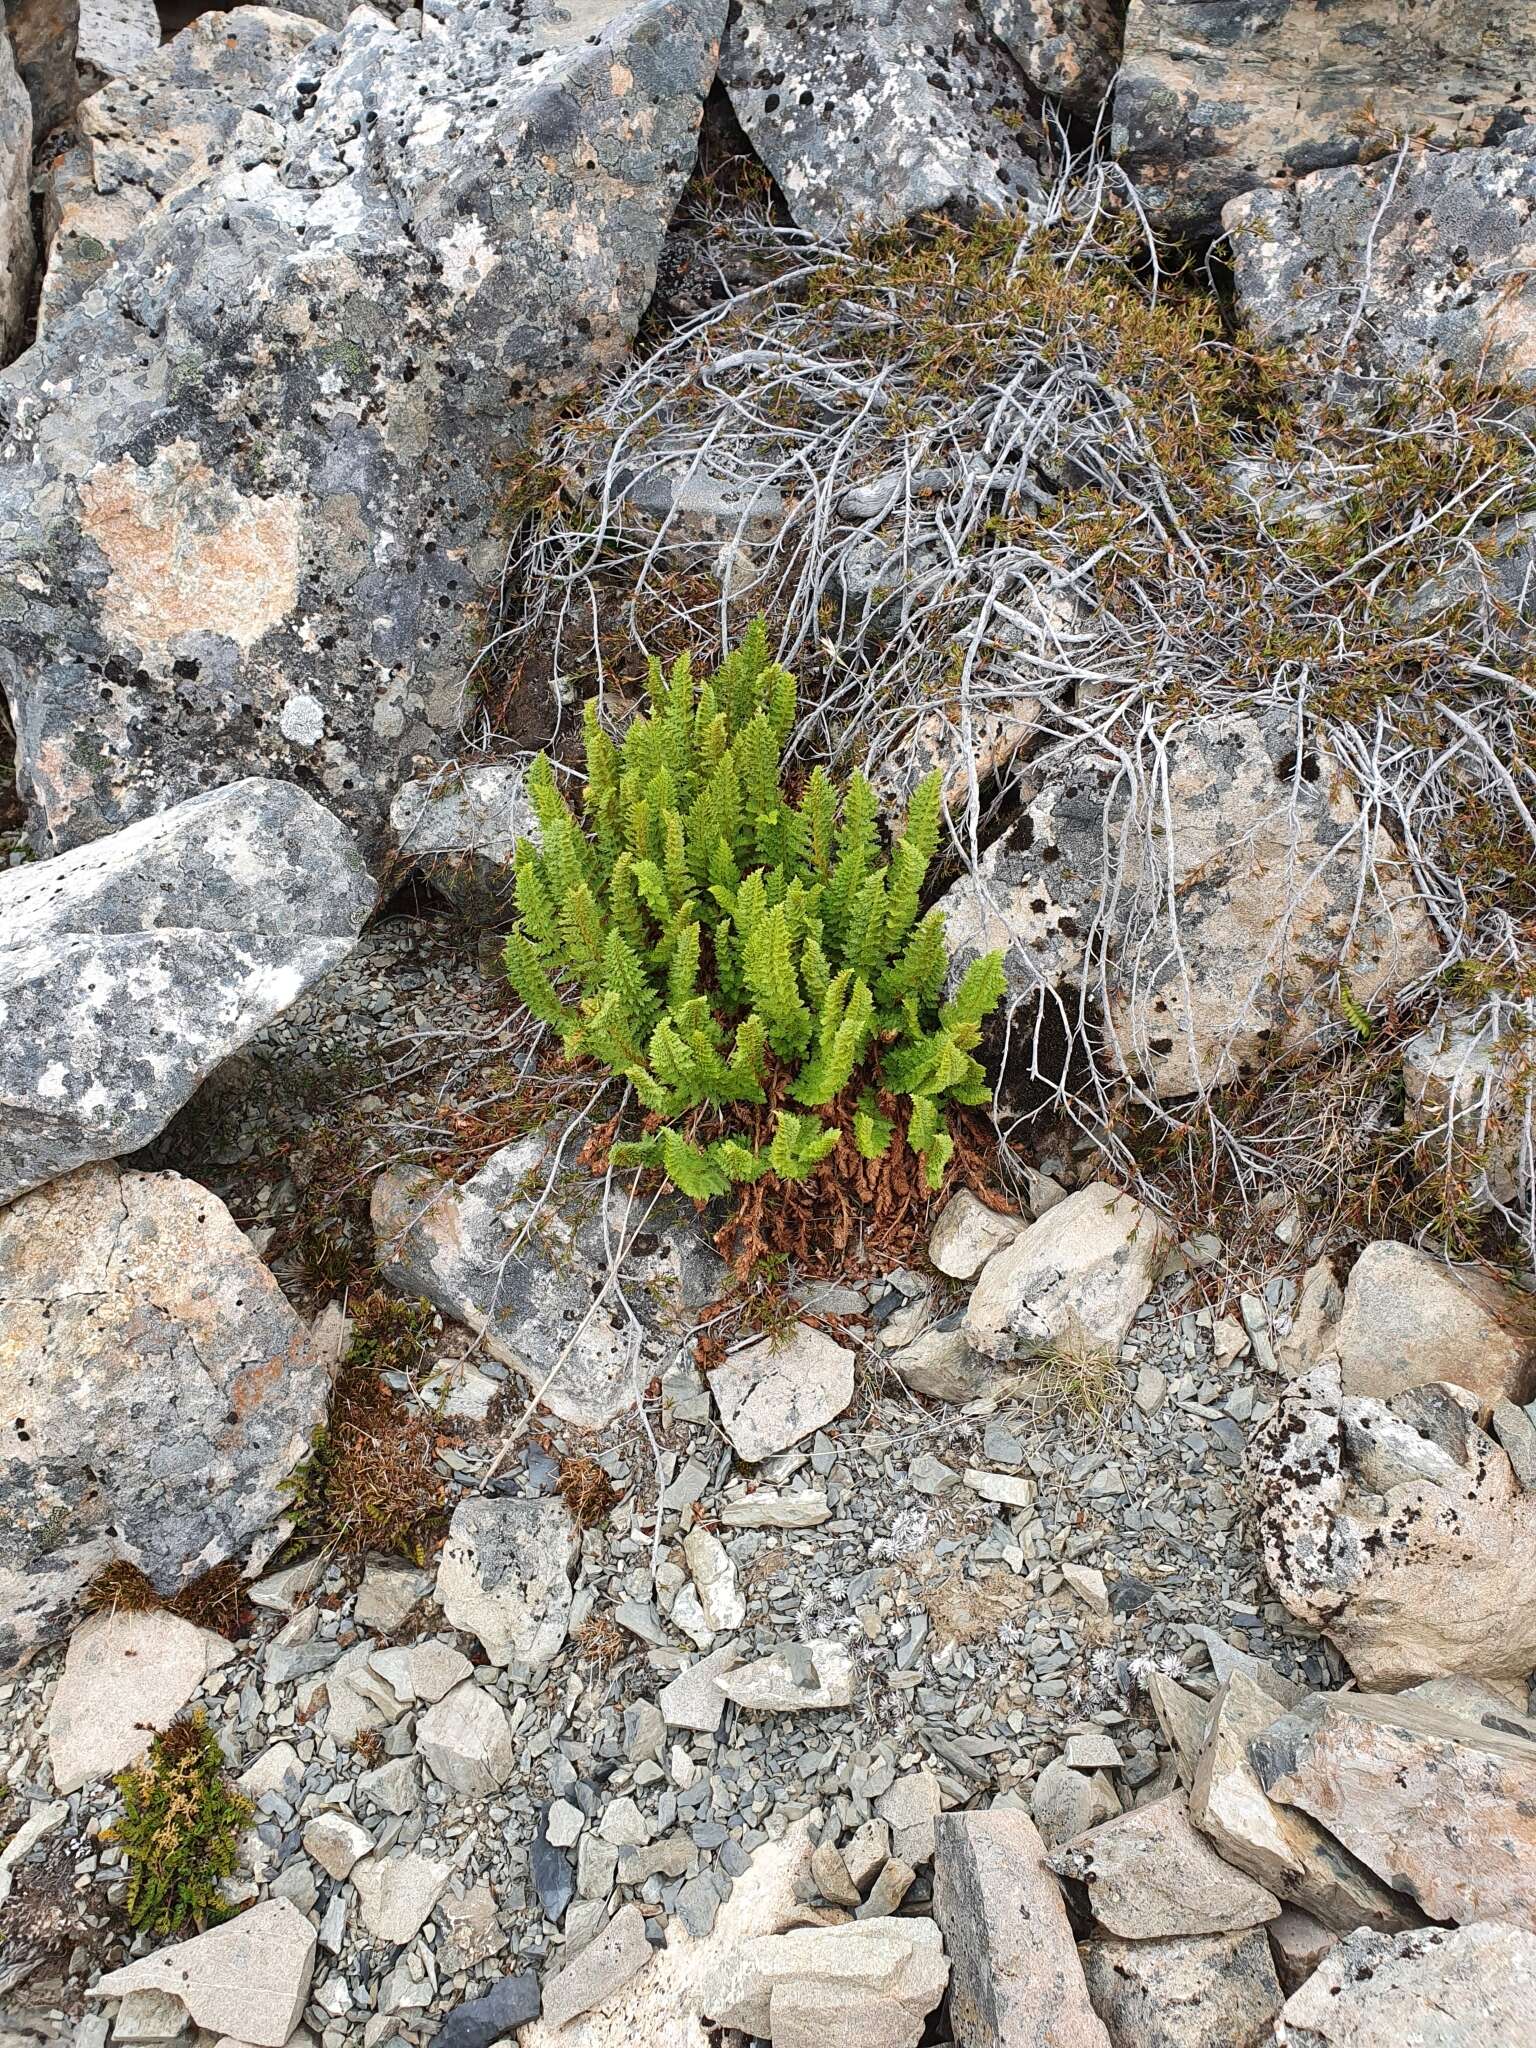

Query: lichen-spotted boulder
0 1161 331 1669
0 776 373 1210
0 23 33 362
0 0 723 870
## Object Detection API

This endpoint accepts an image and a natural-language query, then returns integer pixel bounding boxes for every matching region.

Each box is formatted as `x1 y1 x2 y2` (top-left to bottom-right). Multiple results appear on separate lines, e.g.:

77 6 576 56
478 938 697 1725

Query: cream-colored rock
927 1190 1023 1280
541 1904 654 2027
1188 1673 1413 1934
434 1495 576 1669
89 1899 315 2048
1333 1241 1536 1410
48 1609 234 1795
933 1809 1108 2048
415 1682 516 1799
702 1917 947 2042
1251 1361 1536 1688
1267 1907 1337 1998
682 1528 745 1634
1052 1792 1279 1939
710 1324 856 1461
1403 1004 1527 1214
301 1813 373 1883
965 1182 1170 1363
1276 1922 1536 2047
716 1640 855 1712
1081 1928 1283 2048
1275 1260 1342 1379
1253 1691 1536 1933
351 1851 453 1944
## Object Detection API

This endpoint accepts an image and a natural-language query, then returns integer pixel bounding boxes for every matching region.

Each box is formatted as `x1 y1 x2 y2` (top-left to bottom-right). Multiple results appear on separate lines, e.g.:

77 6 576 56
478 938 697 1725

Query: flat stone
432 1971 542 2048
965 1184 1171 1364
682 1528 745 1634
875 1772 941 1867
351 1851 453 1945
718 1489 831 1528
1189 1674 1413 1935
1492 1399 1536 1491
1080 1928 1283 2048
1329 1241 1536 1411
374 1132 721 1429
1252 1690 1536 1933
963 1469 1035 1510
388 763 534 925
928 1190 1023 1280
932 1809 1109 2048
1051 1793 1279 1940
353 1560 432 1634
89 1899 315 2048
716 1641 856 1712
415 1682 516 1800
702 1917 947 2042
0 779 373 1210
368 1642 471 1707
1275 1922 1536 2046
435 1495 576 1670
111 1988 187 2043
540 1904 653 2028
812 1841 861 1909
659 1643 743 1735
710 1325 856 1461
0 1162 330 1670
1147 1674 1211 1789
301 1814 373 1884
842 1820 891 1893
48 1609 233 1794
1032 1758 1120 1848
1061 1564 1110 1615
546 1800 586 1850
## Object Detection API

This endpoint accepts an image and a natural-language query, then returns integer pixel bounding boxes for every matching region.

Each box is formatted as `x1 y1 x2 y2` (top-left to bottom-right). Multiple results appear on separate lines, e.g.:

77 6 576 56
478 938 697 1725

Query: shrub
503 624 1005 1199
111 1713 250 1936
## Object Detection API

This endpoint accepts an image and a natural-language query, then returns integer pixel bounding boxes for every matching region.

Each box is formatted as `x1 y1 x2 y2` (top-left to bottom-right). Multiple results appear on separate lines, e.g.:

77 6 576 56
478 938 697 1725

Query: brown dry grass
557 1454 621 1530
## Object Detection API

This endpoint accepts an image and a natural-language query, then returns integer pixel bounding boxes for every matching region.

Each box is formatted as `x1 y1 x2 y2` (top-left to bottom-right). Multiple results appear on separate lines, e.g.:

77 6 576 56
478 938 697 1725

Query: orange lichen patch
79 441 302 653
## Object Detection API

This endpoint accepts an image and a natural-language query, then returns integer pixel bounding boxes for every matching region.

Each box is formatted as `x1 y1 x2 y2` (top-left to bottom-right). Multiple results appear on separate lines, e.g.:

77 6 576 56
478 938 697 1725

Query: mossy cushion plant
503 623 1005 1201
110 1712 251 1936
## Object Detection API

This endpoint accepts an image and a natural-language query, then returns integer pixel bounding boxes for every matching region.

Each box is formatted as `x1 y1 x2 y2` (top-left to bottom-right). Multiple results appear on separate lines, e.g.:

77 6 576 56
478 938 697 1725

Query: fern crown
504 623 1005 1197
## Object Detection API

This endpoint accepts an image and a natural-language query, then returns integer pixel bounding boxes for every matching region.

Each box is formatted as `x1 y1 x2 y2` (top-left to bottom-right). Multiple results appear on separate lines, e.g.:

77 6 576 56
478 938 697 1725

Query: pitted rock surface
0 0 722 869
1227 131 1536 385
1113 0 1536 236
718 0 1044 240
0 1161 330 1669
39 4 329 328
939 713 1437 1102
979 0 1122 110
371 1130 723 1429
0 775 374 1209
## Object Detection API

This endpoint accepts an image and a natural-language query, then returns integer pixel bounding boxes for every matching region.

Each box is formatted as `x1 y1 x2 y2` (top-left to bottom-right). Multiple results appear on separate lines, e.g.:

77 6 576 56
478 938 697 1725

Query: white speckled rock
709 1323 856 1461
388 762 534 923
47 1608 234 1794
434 1495 577 1670
1081 1927 1283 2048
1331 1240 1536 1412
0 776 374 1210
89 1898 316 2048
0 1161 330 1670
1276 1923 1536 2047
965 1182 1170 1364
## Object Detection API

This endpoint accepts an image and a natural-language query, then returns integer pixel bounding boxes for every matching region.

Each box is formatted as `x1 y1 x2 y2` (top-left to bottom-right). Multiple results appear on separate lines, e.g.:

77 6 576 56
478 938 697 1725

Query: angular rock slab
940 714 1437 1102
702 1916 947 2044
434 1494 576 1670
710 1323 856 1461
0 22 33 362
1051 1792 1279 1940
541 1903 654 2028
0 776 373 1209
980 0 1122 110
1112 0 1536 236
48 1608 234 1794
1081 1928 1282 2048
372 1130 722 1429
90 1898 316 2048
0 1161 330 1669
1331 1239 1536 1412
718 0 1043 240
965 1181 1169 1363
387 762 534 925
933 1808 1110 2048
1227 131 1536 386
0 0 722 870
716 1639 855 1712
1275 1922 1536 2047
1250 1360 1536 1689
1252 1690 1536 1934
40 4 329 327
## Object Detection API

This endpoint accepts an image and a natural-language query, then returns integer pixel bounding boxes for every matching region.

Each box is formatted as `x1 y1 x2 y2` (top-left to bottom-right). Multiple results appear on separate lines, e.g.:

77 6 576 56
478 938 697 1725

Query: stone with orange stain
0 1158 331 1672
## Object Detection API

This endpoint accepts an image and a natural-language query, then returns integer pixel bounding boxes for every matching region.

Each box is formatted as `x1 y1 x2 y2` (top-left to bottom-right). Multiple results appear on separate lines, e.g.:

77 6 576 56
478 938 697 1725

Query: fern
504 627 1005 1201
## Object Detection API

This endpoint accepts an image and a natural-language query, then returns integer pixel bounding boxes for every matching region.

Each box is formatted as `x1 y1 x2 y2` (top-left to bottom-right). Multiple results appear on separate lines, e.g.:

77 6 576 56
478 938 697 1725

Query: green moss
111 1713 250 1937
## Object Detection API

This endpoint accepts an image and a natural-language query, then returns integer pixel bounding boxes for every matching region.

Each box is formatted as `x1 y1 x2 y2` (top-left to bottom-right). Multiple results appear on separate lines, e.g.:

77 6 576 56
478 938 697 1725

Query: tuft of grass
557 1454 620 1530
281 1294 446 1564
82 1559 252 1638
110 1713 251 1937
1023 1318 1123 1424
572 1615 632 1673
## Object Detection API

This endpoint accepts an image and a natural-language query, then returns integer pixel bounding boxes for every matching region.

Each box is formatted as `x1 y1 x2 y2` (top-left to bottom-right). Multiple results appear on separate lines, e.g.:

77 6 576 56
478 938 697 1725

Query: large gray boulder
40 4 329 328
0 776 373 1210
371 1129 724 1429
718 0 1043 240
1276 1923 1536 2047
0 1161 331 1669
980 0 1121 111
0 0 722 870
1227 131 1536 385
0 23 32 363
939 714 1437 1103
1113 0 1536 237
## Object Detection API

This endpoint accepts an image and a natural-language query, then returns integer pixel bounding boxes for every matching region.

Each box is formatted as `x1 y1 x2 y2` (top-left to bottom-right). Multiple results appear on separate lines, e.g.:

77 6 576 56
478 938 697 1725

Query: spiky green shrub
111 1712 250 1936
503 624 1005 1197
